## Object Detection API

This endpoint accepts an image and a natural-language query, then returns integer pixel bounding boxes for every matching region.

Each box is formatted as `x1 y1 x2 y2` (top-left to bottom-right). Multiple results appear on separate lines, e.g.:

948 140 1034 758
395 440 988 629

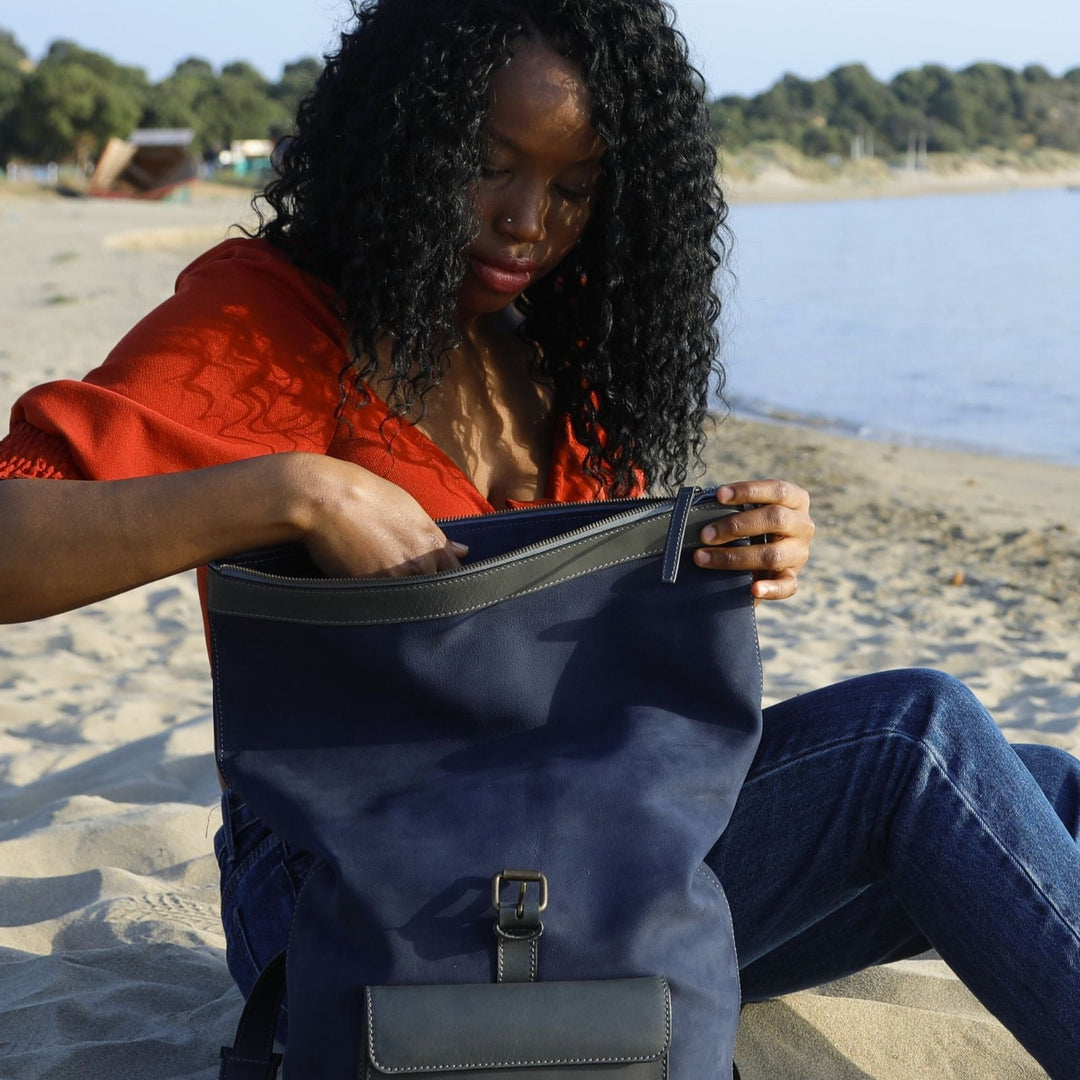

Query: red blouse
0 238 615 518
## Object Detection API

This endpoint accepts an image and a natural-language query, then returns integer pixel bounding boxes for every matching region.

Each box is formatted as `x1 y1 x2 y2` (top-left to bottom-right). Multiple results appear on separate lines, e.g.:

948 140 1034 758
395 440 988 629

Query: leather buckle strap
492 869 548 918
492 870 546 983
661 485 703 584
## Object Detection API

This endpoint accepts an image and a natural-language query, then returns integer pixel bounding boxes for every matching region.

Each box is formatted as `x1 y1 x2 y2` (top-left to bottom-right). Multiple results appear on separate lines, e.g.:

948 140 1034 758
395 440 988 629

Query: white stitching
365 980 670 1071
211 546 669 625
696 864 742 1005
212 548 753 628
661 487 699 582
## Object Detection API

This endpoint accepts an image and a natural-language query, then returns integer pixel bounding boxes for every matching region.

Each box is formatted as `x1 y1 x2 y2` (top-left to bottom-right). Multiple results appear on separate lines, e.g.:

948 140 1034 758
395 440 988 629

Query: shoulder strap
219 951 286 1080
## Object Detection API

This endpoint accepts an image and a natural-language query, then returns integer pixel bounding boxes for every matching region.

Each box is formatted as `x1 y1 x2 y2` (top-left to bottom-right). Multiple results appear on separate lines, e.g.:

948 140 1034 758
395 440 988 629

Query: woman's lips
468 255 538 295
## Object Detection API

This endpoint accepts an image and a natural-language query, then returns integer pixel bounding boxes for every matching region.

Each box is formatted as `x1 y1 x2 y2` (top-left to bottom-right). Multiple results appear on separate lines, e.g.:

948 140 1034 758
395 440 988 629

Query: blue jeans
214 669 1080 1078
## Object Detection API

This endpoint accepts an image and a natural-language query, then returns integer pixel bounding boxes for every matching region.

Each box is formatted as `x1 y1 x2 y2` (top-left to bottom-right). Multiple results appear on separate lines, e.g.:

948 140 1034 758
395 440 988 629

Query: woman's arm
0 453 465 623
692 480 815 601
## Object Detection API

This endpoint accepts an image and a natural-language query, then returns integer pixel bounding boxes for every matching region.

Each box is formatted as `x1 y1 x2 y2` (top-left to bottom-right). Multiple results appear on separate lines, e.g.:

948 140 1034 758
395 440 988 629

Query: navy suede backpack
208 487 762 1079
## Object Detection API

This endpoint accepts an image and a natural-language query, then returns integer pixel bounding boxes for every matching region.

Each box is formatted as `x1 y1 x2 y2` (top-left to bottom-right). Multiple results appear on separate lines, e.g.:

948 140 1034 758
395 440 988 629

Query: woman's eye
481 164 507 179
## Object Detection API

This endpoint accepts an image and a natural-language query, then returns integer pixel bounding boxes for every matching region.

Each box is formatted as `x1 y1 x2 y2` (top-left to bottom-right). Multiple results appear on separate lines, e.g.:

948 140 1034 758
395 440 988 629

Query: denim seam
741 727 913 786
231 904 262 984
747 727 1080 951
220 833 285 908
903 730 1080 952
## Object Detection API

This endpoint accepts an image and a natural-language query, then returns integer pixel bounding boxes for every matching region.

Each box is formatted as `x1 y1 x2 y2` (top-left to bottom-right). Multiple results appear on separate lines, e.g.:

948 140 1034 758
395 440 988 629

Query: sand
1 185 1076 1079
721 148 1080 205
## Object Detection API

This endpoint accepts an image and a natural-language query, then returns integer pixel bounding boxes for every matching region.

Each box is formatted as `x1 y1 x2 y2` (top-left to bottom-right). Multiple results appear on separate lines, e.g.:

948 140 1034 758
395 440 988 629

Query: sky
4 0 1079 97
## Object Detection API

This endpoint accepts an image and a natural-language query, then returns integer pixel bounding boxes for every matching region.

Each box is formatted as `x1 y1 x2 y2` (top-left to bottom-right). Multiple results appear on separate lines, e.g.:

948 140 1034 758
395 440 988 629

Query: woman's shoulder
178 235 299 277
3 237 352 481
176 237 341 322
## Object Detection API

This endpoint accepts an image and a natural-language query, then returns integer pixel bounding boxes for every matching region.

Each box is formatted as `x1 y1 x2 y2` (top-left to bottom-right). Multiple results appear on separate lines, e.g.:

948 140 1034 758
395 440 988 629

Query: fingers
693 480 815 601
751 568 799 601
431 538 469 573
700 504 800 548
714 479 810 512
434 539 468 572
692 533 800 574
297 457 472 579
384 535 467 577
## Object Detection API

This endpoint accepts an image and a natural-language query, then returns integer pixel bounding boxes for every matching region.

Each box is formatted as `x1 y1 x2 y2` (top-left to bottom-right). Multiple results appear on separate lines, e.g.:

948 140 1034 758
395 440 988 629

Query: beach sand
721 147 1080 205
1 186 1076 1078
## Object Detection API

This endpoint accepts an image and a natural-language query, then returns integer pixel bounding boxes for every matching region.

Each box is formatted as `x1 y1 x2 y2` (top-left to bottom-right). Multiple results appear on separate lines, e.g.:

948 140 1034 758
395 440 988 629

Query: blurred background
2 0 1078 463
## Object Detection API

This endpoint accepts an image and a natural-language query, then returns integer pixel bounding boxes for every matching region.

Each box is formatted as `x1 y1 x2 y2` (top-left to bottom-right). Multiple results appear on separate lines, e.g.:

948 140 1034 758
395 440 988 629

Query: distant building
89 129 199 199
217 139 276 176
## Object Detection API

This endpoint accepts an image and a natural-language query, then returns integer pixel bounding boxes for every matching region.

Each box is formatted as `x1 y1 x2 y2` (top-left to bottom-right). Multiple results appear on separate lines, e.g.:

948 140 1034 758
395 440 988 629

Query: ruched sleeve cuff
0 420 83 480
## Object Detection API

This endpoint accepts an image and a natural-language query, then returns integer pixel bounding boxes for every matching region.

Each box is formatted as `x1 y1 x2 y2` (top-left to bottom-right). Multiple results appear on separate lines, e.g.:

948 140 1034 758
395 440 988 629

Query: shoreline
700 413 1079 740
726 403 1080 471
726 166 1080 205
720 147 1080 205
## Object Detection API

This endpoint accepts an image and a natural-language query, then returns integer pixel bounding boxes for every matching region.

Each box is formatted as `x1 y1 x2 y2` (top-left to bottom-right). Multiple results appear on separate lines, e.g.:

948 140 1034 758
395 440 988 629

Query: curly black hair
256 0 728 496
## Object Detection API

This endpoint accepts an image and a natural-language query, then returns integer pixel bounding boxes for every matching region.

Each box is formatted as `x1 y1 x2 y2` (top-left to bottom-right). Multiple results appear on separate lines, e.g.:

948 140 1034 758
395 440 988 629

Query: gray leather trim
208 499 735 626
364 977 670 1074
660 485 702 585
365 1061 665 1079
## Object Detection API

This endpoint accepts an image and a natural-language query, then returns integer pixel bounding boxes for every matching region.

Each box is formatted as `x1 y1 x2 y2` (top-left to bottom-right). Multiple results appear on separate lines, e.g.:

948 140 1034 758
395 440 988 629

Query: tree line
712 61 1080 158
2 28 1079 170
0 30 321 168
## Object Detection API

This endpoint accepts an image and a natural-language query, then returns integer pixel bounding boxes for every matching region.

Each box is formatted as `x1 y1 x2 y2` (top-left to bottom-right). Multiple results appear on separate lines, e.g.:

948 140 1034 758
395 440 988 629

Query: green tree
712 60 1080 158
744 79 803 145
0 29 30 163
140 56 216 142
272 57 323 123
709 95 750 149
1016 75 1080 150
954 63 1019 146
891 64 952 111
891 65 981 150
11 40 148 164
746 74 833 146
191 60 292 154
142 56 306 156
800 124 847 157
825 64 899 131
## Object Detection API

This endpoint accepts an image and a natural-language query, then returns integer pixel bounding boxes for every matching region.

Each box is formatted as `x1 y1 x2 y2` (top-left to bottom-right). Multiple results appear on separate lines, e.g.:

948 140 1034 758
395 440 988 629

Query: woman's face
456 40 606 318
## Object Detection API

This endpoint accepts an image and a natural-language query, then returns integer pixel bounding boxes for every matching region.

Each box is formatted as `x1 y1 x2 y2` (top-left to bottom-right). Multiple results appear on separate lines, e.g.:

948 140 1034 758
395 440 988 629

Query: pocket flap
365 977 670 1073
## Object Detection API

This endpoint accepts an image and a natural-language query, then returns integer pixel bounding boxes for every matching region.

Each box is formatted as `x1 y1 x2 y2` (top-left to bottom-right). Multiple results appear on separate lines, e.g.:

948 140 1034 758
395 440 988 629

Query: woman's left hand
692 480 815 601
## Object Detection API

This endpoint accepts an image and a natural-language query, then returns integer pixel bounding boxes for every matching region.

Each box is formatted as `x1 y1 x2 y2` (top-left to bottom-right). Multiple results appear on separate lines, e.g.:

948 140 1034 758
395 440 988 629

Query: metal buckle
492 869 549 918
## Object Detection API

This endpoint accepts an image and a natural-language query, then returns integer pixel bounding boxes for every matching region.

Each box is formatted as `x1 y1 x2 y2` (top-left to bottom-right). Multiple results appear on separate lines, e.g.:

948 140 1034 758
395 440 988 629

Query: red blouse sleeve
1 237 638 509
2 239 349 482
0 421 84 479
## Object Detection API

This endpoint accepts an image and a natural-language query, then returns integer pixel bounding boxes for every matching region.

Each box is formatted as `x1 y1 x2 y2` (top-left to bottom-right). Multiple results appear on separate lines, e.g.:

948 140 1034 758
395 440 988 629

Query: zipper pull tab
661 485 703 584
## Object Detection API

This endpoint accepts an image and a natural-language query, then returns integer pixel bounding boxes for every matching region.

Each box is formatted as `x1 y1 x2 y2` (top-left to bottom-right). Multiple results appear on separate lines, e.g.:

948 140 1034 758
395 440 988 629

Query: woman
1 1 1077 1076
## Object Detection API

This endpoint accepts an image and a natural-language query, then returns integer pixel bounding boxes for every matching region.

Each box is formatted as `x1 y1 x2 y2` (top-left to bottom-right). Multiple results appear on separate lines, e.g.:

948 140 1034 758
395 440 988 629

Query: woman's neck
421 314 553 506
369 311 554 507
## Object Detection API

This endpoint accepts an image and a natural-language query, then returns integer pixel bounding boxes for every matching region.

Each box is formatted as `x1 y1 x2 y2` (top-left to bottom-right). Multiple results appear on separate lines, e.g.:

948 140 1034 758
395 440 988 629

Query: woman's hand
0 453 465 624
286 454 467 578
692 481 814 601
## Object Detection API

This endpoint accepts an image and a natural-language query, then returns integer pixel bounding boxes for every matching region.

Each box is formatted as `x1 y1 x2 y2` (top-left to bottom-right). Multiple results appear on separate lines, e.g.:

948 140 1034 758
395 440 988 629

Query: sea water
719 186 1080 465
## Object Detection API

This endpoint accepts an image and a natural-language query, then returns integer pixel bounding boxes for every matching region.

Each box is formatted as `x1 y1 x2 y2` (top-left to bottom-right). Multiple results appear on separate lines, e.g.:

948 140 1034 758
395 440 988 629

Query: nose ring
505 216 513 225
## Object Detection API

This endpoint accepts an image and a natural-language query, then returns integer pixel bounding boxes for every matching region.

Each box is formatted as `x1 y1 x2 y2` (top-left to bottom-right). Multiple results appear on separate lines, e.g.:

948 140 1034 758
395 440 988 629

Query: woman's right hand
0 452 465 623
283 454 467 578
